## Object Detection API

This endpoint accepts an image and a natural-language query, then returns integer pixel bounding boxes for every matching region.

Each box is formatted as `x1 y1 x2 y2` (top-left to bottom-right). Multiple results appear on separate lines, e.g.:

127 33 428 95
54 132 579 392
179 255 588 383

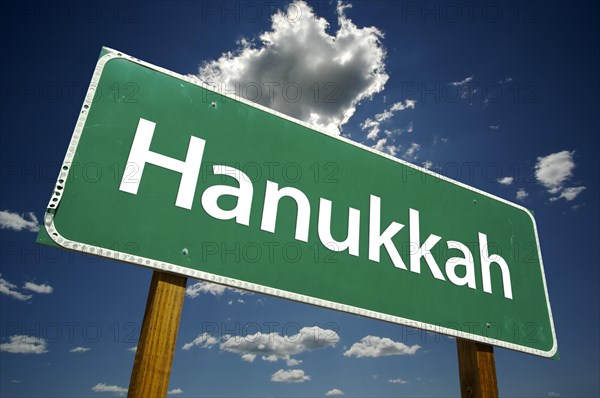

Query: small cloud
516 188 528 201
343 335 420 358
422 160 433 170
547 392 560 397
0 335 48 354
489 125 500 130
11 380 22 383
0 275 32 301
497 177 514 185
499 77 513 84
70 347 91 353
535 150 575 193
450 75 474 87
371 137 399 157
185 281 251 298
389 378 408 384
325 388 345 396
404 142 420 159
128 346 137 353
0 210 39 232
168 388 183 395
91 383 128 396
23 282 54 294
271 369 310 383
181 332 219 351
571 203 586 211
550 186 586 202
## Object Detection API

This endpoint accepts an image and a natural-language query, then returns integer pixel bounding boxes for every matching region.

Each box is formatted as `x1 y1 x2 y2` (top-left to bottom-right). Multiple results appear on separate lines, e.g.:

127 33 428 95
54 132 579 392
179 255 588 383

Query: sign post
127 271 187 398
457 339 499 398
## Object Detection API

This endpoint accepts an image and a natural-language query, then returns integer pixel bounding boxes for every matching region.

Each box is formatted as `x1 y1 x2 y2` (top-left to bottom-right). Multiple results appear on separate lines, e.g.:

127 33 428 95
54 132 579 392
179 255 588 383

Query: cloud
23 282 54 294
325 388 345 396
389 378 408 384
0 335 48 354
0 275 32 301
70 347 90 353
168 388 183 395
185 281 251 298
535 150 575 193
489 125 500 130
128 346 137 353
516 188 528 201
404 142 420 159
91 383 128 396
271 369 310 383
198 0 388 134
497 177 514 185
362 100 415 140
181 332 219 351
450 75 474 87
550 186 586 202
422 160 433 170
547 392 560 397
0 210 39 232
343 336 420 358
183 326 338 365
371 138 398 157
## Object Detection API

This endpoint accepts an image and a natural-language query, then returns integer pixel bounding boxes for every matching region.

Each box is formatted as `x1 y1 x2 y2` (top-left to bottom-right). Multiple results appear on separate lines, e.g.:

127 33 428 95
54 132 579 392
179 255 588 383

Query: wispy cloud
91 383 128 396
343 336 420 358
185 281 251 298
549 186 586 202
0 335 48 354
198 0 388 134
422 160 433 170
0 210 39 232
69 347 90 353
389 378 408 384
489 125 500 130
404 142 421 160
0 275 32 301
181 332 219 351
271 369 310 383
362 99 415 140
23 282 53 294
450 75 474 87
168 388 183 395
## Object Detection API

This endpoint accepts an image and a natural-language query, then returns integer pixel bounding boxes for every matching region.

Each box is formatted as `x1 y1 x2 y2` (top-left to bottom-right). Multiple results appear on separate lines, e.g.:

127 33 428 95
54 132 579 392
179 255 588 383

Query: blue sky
1 1 599 397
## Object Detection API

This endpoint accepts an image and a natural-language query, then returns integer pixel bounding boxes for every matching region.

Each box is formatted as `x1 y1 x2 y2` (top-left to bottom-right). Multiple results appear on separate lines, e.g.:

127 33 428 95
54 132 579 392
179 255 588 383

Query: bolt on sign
38 48 557 357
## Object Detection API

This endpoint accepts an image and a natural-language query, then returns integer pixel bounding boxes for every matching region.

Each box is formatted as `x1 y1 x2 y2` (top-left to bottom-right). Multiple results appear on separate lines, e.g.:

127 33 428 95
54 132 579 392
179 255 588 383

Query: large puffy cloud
197 1 388 134
182 326 339 365
343 335 420 358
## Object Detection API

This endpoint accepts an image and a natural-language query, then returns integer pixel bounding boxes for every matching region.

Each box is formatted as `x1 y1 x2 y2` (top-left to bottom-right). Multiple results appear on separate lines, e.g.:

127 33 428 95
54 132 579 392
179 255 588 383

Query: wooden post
128 271 187 398
456 338 499 398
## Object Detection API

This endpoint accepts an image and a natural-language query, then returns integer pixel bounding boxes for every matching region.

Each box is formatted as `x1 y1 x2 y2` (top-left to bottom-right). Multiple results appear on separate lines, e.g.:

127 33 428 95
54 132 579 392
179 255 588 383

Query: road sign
38 47 557 357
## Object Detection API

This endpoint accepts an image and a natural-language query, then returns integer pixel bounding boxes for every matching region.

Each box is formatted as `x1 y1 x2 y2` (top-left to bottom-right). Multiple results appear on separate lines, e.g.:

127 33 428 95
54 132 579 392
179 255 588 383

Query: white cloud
535 150 575 193
516 188 528 201
181 332 219 351
550 186 586 202
422 160 433 170
23 282 54 294
404 142 420 159
343 335 420 358
547 392 560 397
450 75 474 86
183 326 338 365
128 346 137 353
0 335 48 354
271 369 310 383
0 210 39 232
70 347 90 353
325 388 345 396
185 281 251 298
489 125 500 130
371 138 398 157
198 0 388 134
168 388 183 395
389 378 408 384
0 275 32 301
497 176 514 185
91 383 128 396
363 100 415 140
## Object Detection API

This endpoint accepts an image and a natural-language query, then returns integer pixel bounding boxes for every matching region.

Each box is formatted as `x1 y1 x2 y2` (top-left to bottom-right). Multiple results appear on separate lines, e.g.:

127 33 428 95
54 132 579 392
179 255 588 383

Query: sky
0 0 599 397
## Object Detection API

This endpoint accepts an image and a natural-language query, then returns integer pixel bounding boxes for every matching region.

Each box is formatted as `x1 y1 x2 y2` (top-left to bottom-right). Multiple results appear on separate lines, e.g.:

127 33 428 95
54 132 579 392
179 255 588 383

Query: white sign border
43 47 558 358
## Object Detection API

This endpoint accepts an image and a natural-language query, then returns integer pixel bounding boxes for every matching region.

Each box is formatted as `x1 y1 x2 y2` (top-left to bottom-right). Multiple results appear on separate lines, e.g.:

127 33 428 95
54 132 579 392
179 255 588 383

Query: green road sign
38 47 557 357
